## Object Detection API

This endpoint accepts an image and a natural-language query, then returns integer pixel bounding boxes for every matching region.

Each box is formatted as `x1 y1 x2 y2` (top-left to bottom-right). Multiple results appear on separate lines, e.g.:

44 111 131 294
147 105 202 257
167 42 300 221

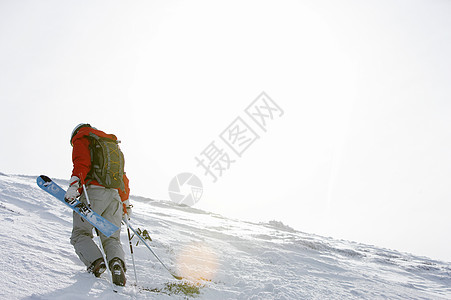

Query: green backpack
87 132 125 191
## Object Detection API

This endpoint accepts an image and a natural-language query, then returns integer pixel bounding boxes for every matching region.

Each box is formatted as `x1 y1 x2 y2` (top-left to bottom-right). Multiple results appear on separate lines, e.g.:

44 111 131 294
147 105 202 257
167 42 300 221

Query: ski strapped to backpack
87 132 125 191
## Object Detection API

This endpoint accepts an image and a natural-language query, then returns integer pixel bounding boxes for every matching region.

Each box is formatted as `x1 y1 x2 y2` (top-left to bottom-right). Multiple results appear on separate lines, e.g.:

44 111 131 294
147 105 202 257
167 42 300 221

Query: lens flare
176 242 219 282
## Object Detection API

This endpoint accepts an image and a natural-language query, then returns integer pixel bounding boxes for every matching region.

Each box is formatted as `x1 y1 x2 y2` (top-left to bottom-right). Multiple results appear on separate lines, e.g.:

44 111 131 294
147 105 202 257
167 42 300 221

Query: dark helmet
70 123 91 146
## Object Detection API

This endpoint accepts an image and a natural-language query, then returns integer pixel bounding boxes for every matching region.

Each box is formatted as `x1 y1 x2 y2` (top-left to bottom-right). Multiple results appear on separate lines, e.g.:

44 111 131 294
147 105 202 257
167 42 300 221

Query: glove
65 176 80 201
122 199 132 219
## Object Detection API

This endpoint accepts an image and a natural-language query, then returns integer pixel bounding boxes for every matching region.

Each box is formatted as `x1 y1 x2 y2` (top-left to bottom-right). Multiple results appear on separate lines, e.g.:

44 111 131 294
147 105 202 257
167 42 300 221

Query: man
65 123 131 286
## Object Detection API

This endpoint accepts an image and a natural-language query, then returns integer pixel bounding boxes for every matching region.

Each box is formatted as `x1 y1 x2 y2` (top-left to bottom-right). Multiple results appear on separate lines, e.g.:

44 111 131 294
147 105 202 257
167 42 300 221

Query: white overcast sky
1 0 451 262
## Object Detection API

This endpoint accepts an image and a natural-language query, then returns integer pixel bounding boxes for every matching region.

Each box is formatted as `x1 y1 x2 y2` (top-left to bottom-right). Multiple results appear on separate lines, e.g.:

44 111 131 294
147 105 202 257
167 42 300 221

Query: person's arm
71 137 91 183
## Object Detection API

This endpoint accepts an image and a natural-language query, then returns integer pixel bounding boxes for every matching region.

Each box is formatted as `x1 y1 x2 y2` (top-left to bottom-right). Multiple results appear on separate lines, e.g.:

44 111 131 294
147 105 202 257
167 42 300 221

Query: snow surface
0 173 450 299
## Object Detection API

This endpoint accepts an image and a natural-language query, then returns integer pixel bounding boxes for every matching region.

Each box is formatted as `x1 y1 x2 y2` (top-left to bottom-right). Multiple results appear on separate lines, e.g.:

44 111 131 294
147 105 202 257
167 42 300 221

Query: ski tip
173 275 183 280
39 175 52 182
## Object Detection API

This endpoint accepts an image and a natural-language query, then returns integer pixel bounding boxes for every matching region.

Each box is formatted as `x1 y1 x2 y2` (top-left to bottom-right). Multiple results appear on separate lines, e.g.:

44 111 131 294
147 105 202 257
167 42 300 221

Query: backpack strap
86 132 102 185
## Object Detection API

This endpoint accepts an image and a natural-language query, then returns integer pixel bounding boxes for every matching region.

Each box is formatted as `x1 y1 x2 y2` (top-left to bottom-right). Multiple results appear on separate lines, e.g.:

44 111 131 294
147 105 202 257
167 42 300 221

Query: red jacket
71 127 130 201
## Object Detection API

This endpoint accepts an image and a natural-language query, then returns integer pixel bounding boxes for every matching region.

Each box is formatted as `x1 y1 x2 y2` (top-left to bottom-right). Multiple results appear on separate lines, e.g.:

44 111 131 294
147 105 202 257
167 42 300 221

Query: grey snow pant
70 185 125 270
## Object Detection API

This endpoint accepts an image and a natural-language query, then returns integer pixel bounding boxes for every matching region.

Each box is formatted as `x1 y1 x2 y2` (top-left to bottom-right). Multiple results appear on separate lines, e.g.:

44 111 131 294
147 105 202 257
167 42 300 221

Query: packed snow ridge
0 173 450 299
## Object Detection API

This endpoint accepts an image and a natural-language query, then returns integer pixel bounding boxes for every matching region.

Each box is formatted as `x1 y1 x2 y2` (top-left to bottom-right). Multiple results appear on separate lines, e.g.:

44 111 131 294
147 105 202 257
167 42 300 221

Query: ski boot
88 258 106 277
110 257 126 286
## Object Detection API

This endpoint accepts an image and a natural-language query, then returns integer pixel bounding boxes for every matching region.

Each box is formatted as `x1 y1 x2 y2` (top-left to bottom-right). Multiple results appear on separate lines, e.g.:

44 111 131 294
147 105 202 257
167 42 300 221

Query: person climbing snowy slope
65 123 132 286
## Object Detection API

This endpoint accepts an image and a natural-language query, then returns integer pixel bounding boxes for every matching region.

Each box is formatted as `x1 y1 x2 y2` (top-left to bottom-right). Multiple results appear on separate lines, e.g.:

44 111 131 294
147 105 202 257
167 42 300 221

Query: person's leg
70 211 103 268
100 189 125 267
71 186 125 284
97 188 126 285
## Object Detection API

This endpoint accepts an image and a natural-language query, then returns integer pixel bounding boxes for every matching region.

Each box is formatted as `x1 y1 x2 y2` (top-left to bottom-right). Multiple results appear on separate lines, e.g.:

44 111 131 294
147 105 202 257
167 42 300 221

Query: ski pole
126 220 183 280
83 184 117 293
124 216 138 285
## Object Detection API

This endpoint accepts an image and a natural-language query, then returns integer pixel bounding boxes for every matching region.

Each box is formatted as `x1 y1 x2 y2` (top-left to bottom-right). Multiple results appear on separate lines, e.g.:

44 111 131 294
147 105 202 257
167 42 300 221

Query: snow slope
0 173 450 299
